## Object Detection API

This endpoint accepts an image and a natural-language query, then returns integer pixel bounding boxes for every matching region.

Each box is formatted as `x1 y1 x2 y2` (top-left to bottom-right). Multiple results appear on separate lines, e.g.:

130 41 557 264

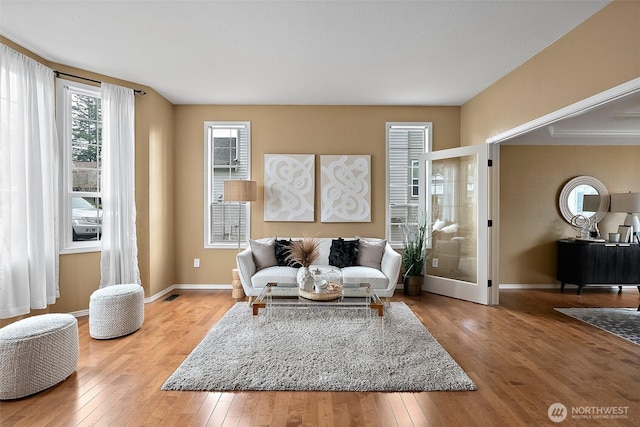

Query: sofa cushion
329 238 359 268
250 238 277 271
251 266 298 288
356 239 386 270
274 239 302 268
341 266 389 290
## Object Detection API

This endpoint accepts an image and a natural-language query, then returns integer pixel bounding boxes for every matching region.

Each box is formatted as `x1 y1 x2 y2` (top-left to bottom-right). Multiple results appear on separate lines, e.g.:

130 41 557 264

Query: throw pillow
440 222 460 234
274 239 302 268
250 238 277 271
329 238 359 268
357 239 386 270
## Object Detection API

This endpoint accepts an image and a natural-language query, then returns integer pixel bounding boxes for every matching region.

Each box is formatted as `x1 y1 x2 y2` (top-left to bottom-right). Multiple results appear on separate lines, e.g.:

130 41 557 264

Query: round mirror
559 176 609 224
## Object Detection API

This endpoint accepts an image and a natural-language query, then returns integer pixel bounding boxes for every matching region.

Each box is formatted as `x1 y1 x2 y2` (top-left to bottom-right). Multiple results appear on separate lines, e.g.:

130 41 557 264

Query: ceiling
0 0 612 106
503 90 640 146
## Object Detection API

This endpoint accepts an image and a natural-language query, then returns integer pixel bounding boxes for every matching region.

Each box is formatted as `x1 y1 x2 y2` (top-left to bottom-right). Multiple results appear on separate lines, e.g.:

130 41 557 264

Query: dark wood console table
556 239 640 295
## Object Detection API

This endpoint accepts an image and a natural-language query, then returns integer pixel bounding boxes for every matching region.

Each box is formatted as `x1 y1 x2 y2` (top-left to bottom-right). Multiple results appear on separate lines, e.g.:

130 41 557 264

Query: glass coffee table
252 282 384 317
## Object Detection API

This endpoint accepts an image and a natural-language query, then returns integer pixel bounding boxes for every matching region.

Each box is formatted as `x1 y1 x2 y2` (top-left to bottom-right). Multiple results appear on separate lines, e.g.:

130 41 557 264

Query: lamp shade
610 192 640 214
223 180 257 202
610 192 640 240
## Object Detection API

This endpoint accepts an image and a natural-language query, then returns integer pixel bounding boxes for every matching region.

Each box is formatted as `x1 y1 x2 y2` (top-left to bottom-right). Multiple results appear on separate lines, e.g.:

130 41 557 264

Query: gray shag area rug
555 307 640 345
162 302 476 392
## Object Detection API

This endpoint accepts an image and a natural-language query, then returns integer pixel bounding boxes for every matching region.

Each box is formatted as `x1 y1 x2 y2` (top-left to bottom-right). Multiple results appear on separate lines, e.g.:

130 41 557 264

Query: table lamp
223 180 257 248
610 192 640 241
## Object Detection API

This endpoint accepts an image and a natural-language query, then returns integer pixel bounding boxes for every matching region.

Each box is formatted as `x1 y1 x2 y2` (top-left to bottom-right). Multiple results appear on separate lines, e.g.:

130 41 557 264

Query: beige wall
500 145 640 284
460 0 640 285
174 105 460 285
136 91 176 298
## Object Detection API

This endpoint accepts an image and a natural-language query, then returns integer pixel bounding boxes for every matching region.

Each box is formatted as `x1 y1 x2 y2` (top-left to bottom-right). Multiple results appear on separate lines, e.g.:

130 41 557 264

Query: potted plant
402 217 427 296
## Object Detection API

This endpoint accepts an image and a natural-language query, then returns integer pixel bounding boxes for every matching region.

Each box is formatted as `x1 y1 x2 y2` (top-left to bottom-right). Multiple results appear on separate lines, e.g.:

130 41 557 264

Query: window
386 123 431 248
212 134 239 168
57 79 103 253
204 121 251 248
411 160 419 197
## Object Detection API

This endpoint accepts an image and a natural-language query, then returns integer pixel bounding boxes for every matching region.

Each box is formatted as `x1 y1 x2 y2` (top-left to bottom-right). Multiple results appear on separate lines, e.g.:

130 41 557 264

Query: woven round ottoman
89 284 144 339
0 313 78 400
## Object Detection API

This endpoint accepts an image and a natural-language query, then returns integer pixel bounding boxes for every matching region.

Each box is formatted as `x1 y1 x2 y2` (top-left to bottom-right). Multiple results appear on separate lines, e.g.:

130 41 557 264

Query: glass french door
418 144 496 305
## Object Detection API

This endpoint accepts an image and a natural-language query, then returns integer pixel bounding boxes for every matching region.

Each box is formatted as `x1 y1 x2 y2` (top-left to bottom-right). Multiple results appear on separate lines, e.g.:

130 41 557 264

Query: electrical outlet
432 258 439 268
194 258 200 268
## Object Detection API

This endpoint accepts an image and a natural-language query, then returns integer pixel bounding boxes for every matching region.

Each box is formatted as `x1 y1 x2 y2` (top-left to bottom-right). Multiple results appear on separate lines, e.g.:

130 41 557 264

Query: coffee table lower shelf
252 282 383 316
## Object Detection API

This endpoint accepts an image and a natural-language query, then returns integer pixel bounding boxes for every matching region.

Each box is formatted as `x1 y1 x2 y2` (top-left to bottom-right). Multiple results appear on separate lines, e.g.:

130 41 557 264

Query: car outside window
71 196 102 241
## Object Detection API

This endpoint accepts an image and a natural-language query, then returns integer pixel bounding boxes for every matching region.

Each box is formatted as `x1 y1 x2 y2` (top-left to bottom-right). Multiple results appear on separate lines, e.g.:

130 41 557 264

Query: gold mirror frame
559 176 609 224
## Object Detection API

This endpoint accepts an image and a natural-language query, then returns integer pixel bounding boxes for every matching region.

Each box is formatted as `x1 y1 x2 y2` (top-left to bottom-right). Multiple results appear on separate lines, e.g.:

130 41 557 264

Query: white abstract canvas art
264 154 315 222
321 155 371 223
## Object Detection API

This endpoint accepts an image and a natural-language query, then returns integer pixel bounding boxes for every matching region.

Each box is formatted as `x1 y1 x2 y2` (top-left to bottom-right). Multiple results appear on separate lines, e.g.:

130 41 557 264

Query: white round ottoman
0 313 78 400
89 284 144 339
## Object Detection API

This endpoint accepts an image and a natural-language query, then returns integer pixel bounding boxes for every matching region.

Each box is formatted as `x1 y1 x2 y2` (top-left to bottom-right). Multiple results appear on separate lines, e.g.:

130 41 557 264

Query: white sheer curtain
99 83 140 287
0 44 59 318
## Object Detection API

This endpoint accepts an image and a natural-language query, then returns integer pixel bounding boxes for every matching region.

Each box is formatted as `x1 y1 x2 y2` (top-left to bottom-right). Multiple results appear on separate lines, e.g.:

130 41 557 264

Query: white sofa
236 237 402 301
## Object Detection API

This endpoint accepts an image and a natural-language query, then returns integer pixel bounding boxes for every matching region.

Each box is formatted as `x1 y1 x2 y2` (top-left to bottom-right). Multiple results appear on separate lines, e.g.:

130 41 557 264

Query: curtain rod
54 71 147 96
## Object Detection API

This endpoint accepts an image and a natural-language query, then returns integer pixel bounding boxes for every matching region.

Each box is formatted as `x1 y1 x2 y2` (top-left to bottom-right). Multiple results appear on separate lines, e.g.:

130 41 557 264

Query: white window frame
204 121 252 249
57 79 103 254
386 122 432 248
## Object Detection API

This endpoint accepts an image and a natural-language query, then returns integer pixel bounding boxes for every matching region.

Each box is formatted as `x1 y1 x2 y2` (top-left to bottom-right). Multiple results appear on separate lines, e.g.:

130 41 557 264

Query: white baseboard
499 283 635 290
68 284 233 318
173 283 233 290
144 285 178 303
70 309 89 318
150 284 232 302
499 283 559 289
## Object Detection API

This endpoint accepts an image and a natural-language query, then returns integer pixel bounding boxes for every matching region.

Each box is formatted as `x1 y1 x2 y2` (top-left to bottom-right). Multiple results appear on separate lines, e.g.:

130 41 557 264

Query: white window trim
385 122 432 249
203 121 252 249
57 79 102 254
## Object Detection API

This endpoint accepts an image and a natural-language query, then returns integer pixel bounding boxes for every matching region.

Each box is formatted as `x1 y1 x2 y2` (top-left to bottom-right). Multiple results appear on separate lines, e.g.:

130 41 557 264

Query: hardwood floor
1 288 638 426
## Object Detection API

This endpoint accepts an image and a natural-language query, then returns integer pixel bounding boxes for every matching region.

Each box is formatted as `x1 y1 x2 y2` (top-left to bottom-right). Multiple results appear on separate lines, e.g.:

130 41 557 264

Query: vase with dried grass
286 237 320 291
